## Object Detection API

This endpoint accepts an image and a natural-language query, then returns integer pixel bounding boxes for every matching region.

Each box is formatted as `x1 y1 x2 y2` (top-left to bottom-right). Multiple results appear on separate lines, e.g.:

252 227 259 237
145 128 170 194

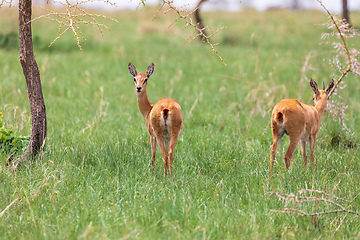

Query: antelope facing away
270 78 334 176
128 62 183 175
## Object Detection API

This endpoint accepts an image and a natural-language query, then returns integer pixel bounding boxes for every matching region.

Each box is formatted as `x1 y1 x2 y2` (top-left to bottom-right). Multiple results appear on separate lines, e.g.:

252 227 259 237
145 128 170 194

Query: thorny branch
269 189 359 233
3 0 226 62
0 0 12 7
317 0 360 97
156 0 227 65
32 0 118 50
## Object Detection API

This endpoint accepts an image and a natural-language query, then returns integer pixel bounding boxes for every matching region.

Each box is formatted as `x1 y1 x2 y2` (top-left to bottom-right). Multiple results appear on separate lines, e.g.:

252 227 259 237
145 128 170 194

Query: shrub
0 110 30 154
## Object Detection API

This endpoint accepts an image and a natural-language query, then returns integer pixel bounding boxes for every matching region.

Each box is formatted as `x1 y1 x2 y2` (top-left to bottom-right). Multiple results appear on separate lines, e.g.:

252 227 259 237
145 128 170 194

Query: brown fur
270 79 334 177
128 62 183 175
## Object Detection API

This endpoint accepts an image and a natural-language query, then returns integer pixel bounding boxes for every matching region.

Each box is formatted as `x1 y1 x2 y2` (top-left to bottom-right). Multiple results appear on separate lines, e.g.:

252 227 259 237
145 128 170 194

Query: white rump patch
281 115 285 127
160 110 172 126
273 113 285 127
166 114 171 125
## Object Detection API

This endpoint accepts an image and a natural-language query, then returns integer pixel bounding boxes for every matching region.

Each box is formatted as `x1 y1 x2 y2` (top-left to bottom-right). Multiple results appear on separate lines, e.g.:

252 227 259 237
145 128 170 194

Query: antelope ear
326 79 335 95
146 63 154 77
128 62 137 77
310 78 319 95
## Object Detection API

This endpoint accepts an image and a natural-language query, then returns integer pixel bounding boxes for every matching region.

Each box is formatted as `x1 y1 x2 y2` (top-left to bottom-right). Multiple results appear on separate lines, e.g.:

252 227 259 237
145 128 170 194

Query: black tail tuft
276 112 283 123
163 109 169 121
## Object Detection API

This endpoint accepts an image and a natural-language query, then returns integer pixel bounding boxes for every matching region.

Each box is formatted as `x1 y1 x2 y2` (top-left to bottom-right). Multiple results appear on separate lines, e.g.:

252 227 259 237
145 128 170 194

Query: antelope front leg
309 135 316 169
300 139 308 167
150 135 157 171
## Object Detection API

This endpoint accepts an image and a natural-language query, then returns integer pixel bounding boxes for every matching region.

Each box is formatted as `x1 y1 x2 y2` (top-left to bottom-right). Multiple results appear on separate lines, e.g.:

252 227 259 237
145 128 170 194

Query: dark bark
8 0 47 170
194 0 207 41
342 0 350 24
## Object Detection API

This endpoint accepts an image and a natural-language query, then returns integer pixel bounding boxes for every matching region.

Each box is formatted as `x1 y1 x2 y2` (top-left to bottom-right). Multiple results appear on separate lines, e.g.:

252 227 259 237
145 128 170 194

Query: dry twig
0 198 18 218
269 189 359 233
317 0 360 97
156 0 227 65
313 0 360 140
32 0 118 50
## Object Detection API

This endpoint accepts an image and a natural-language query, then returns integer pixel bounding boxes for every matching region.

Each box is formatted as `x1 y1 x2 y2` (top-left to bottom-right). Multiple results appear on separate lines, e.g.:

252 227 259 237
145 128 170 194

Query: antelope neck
137 90 153 118
314 98 328 120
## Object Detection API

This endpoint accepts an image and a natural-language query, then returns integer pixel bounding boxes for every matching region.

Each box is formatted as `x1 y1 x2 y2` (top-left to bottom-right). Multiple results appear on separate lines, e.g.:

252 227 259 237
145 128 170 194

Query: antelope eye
144 78 148 83
133 77 136 82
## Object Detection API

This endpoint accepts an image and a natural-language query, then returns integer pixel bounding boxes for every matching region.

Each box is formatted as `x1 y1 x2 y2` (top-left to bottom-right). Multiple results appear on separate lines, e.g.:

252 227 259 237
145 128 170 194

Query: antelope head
128 62 154 93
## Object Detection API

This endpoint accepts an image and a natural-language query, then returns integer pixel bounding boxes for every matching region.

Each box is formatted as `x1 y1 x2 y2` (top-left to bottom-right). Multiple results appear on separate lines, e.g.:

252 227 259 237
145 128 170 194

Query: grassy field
1 5 360 239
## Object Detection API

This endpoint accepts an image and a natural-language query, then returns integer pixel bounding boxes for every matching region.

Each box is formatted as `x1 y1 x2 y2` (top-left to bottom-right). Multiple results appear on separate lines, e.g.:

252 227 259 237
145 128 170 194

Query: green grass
1 6 360 239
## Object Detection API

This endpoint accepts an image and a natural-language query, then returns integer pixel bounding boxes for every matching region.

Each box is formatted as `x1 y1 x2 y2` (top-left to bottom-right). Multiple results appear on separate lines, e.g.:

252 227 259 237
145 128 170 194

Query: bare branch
32 0 118 50
0 0 13 7
317 0 360 97
269 188 359 232
157 0 227 65
194 0 208 41
314 0 360 138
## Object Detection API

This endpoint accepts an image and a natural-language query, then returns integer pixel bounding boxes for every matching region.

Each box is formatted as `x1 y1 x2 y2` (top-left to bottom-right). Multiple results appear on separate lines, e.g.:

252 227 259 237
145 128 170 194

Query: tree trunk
194 0 207 41
291 0 299 10
342 0 350 24
9 0 47 170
